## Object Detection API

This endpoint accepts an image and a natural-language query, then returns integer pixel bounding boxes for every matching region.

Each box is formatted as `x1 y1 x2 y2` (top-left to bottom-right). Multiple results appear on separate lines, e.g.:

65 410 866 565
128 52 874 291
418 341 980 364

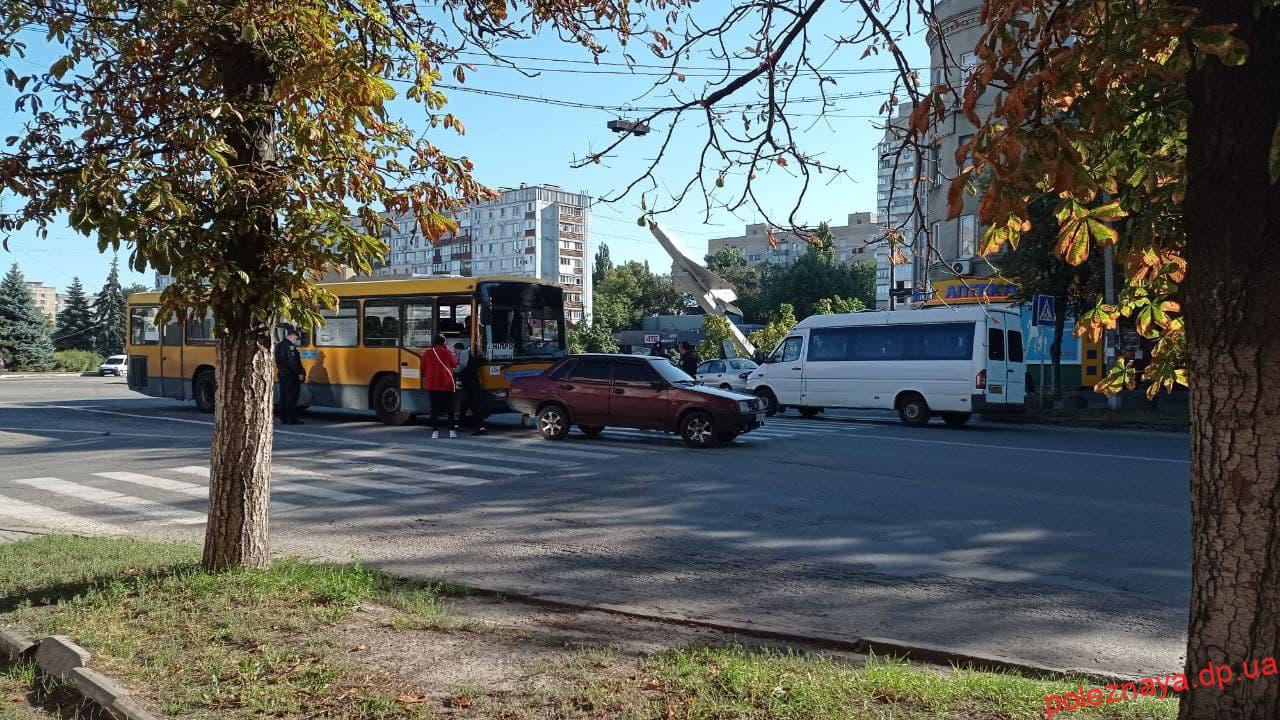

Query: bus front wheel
194 371 216 413
372 376 413 426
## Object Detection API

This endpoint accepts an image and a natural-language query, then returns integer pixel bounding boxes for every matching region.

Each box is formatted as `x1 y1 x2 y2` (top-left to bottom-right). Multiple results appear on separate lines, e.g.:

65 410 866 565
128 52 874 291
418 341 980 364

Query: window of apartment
500 207 506 217
931 220 943 248
568 309 583 321
560 257 572 267
961 52 980 81
959 215 977 257
571 258 583 268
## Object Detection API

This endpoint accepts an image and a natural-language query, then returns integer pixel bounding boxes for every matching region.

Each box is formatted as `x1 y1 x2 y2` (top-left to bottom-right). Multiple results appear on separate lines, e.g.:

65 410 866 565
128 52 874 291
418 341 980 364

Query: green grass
0 536 1179 720
642 646 1178 719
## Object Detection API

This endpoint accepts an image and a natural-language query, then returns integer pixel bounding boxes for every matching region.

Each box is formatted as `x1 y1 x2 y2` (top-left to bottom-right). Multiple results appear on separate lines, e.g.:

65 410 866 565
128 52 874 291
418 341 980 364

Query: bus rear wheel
372 376 413 426
194 370 216 413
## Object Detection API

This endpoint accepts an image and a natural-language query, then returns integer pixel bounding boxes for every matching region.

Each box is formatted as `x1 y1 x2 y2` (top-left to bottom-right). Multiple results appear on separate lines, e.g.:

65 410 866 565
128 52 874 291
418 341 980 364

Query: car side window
781 336 803 363
567 359 612 382
613 362 661 386
695 362 712 375
707 360 726 374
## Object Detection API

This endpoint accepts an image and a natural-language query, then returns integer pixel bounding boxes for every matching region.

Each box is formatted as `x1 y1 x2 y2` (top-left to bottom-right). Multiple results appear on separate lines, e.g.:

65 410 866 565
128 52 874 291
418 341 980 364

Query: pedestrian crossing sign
1033 294 1056 327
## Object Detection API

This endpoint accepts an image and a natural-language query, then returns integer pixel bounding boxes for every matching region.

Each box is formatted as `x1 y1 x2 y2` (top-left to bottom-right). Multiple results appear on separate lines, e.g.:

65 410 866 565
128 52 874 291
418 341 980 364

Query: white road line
0 492 124 535
845 435 1191 464
93 472 302 512
166 466 374 502
269 465 428 495
42 406 385 446
331 461 490 487
12 477 207 525
337 449 535 476
483 435 647 457
0 427 206 439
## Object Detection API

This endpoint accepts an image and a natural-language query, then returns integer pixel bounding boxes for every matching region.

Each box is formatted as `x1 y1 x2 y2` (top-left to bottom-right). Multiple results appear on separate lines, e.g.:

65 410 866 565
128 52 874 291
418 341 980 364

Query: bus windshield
480 282 567 361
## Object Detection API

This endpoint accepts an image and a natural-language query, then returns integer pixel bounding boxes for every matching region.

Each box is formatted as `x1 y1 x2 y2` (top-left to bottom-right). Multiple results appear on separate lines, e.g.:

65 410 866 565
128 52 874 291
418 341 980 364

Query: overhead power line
452 50 924 76
434 83 886 113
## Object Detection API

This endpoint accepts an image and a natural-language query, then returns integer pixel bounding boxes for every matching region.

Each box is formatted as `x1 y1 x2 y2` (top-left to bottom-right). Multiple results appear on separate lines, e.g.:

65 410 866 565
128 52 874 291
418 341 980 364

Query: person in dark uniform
650 341 667 358
275 326 305 425
677 341 700 376
455 345 489 435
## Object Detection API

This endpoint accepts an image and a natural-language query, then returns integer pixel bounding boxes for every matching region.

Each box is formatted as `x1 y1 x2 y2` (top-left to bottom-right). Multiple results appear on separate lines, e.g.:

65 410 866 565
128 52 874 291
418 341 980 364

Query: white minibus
745 306 1026 426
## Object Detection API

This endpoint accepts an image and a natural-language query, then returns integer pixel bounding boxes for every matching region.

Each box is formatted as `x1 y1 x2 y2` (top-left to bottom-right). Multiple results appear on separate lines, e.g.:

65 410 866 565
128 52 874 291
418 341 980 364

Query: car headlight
738 400 754 412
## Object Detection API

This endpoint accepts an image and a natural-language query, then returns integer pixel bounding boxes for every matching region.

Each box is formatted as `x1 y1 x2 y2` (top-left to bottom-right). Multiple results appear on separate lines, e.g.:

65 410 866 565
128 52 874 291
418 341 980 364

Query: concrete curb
0 372 88 380
448 584 1146 686
2 631 158 720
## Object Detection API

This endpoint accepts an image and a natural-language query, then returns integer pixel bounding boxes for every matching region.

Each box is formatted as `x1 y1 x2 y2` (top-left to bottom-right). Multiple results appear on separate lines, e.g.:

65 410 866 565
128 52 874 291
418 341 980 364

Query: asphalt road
0 376 1191 677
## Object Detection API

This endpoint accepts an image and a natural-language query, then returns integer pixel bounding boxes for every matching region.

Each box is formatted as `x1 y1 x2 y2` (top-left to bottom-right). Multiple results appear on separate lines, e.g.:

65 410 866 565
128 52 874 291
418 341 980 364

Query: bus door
985 323 1013 403
362 298 406 402
160 316 185 399
394 298 432 413
1005 326 1026 402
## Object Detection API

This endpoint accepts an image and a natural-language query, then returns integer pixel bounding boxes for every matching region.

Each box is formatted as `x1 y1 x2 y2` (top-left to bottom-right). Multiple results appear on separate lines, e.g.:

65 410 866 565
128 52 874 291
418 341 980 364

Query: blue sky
1 8 929 293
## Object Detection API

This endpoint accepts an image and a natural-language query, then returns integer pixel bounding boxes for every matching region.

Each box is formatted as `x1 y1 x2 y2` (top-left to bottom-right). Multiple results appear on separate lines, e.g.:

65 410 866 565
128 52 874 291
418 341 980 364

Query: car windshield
652 358 696 385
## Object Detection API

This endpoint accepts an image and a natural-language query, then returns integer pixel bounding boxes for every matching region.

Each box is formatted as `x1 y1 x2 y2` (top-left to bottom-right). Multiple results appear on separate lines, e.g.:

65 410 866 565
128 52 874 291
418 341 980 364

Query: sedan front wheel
680 411 718 449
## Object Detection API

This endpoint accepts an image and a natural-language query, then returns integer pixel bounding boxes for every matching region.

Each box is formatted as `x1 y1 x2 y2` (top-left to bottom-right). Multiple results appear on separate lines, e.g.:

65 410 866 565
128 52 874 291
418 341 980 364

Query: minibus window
780 337 803 363
1008 330 1024 363
988 328 1006 361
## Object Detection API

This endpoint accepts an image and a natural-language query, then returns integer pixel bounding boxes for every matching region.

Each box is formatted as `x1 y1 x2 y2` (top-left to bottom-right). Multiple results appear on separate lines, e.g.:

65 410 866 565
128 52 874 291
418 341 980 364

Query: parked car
99 355 128 377
695 357 759 392
509 354 766 448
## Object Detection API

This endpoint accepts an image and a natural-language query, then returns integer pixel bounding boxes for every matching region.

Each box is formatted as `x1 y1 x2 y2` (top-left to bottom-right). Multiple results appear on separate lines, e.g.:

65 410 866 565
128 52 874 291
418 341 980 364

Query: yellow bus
125 275 567 424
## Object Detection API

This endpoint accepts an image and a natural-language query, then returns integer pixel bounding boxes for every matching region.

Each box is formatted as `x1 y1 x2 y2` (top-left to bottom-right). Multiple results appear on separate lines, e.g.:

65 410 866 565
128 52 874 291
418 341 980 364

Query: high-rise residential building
875 102 920 308
372 184 592 324
23 281 59 323
707 212 881 269
922 0 993 296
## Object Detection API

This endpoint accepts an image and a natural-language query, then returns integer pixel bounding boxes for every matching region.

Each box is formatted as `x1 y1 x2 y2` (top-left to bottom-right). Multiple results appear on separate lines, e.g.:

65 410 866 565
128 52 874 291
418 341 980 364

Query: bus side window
130 306 160 345
363 302 399 347
402 300 435 348
162 318 183 345
438 296 472 348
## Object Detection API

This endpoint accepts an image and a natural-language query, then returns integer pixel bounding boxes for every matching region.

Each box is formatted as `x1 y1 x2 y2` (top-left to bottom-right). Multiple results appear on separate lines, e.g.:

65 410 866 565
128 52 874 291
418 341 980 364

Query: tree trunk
1179 2 1280 718
1050 293 1067 402
202 36 278 571
203 317 274 570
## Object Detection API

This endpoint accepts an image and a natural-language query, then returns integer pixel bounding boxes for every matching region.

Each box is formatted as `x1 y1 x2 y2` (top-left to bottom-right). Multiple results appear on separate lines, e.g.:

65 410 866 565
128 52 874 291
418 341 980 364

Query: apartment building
875 102 920 308
374 184 592 324
707 211 882 280
922 0 995 294
23 281 59 323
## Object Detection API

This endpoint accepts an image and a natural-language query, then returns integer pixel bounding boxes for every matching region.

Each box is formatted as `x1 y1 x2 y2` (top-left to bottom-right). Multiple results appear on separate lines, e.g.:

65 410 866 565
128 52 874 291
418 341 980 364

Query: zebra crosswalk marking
0 491 125 535
13 477 207 525
93 472 303 512
335 461 490 487
337 448 535 476
167 466 372 503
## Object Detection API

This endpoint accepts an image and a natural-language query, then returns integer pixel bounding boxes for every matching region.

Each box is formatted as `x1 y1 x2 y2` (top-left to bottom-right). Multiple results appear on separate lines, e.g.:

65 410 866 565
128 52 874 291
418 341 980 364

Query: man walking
677 341 700 376
455 344 489 435
274 326 305 425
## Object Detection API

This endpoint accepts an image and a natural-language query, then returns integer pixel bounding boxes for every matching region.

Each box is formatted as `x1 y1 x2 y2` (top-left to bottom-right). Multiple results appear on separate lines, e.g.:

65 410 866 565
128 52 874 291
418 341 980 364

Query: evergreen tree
0 264 57 371
592 243 613 286
92 256 128 356
55 277 97 351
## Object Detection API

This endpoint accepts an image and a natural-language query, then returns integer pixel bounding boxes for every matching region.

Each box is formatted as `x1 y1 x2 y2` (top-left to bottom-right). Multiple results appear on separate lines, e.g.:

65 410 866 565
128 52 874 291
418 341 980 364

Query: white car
695 357 759 392
99 355 128 377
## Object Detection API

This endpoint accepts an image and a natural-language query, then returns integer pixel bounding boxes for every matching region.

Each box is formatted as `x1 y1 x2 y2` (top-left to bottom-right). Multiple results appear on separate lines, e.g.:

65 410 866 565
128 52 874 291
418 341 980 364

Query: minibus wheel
754 388 779 417
896 393 931 427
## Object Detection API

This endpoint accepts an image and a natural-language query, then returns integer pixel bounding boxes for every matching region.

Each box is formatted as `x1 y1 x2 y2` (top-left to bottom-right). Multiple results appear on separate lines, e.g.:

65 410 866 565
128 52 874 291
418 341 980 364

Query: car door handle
612 388 625 395
559 384 576 390
792 367 801 370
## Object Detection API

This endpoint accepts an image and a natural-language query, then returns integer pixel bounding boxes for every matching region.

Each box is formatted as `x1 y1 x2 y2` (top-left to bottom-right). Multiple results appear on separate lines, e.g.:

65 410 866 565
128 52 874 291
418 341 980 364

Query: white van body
745 306 1026 425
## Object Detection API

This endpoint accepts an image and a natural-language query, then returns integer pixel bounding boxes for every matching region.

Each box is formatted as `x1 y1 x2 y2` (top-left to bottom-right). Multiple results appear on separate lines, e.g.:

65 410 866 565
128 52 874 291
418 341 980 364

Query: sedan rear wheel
537 405 571 440
680 411 718 449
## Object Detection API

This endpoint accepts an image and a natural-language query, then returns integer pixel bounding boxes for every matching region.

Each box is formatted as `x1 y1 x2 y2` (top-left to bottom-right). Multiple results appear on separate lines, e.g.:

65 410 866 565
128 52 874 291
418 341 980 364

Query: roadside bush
53 349 103 373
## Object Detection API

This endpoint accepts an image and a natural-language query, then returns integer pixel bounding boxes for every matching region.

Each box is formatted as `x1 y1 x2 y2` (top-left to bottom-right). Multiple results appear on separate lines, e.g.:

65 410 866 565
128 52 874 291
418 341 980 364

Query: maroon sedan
509 354 766 448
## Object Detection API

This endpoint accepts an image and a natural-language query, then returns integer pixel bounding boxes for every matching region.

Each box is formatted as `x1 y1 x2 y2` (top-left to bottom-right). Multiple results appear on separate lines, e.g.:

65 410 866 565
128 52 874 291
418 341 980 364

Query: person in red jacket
420 334 458 438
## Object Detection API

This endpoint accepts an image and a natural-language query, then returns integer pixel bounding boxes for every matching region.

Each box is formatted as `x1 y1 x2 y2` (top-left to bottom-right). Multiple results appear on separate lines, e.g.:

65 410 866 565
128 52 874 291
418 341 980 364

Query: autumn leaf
396 694 428 704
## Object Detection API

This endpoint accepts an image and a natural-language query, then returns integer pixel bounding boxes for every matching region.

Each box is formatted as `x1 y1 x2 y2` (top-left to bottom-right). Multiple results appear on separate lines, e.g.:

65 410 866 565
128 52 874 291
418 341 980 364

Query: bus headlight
492 390 508 399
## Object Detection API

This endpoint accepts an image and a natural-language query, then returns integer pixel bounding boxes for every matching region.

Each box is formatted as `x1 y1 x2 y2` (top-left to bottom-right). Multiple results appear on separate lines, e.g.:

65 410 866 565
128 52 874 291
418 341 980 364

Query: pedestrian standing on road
678 341 700 376
455 345 489 435
421 334 458 439
274 327 305 425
